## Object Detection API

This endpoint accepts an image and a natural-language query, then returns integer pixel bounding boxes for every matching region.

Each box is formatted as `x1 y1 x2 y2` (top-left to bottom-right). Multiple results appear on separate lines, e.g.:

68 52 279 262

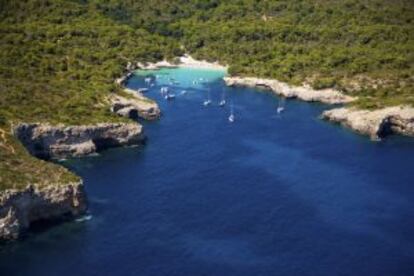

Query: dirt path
0 128 15 154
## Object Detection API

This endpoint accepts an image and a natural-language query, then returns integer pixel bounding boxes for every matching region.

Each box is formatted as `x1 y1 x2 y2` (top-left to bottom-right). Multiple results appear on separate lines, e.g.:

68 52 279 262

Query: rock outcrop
110 89 161 120
224 77 355 104
0 182 87 240
321 106 414 140
13 122 145 159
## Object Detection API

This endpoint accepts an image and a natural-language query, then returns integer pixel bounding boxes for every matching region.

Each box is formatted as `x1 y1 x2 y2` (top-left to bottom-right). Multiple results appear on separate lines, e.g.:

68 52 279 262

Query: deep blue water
1 68 414 276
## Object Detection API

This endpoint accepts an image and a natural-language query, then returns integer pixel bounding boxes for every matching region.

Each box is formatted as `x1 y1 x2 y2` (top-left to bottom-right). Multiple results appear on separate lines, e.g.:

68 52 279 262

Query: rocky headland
1 65 158 240
0 182 87 240
110 88 161 121
322 106 414 140
13 122 145 160
224 76 355 105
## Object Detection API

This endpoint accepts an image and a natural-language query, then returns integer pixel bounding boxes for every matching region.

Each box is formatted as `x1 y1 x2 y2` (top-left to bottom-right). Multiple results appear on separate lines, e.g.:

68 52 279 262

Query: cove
1 67 414 275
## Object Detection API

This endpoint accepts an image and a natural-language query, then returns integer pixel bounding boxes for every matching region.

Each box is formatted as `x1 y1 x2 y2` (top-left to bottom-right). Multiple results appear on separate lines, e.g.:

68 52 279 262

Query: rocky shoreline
0 121 144 240
224 76 355 104
2 57 413 241
0 64 160 240
322 106 414 140
0 182 87 240
224 76 414 139
110 88 161 121
13 122 145 160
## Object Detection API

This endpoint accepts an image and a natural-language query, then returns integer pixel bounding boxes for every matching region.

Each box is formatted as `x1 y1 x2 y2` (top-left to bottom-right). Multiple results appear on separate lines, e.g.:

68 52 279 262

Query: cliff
110 89 161 121
321 106 414 140
224 77 355 105
13 122 145 160
0 182 87 240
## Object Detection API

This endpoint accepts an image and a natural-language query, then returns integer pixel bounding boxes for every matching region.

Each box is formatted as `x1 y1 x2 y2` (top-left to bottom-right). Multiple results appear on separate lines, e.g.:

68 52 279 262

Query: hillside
99 0 414 109
0 0 180 189
0 0 413 189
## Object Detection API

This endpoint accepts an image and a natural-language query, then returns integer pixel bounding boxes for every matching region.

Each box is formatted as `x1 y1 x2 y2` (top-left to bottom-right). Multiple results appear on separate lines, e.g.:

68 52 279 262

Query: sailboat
160 87 169 95
219 88 226 107
203 89 212 106
228 103 235 123
277 97 285 114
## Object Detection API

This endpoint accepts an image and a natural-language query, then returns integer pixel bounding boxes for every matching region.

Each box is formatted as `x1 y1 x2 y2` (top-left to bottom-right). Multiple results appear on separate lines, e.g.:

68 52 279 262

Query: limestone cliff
0 182 87 240
110 89 161 121
13 122 145 160
321 106 414 140
224 76 355 104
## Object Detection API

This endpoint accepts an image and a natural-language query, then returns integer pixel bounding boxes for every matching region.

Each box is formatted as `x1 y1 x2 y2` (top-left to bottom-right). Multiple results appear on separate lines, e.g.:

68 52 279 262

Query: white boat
219 88 226 107
203 89 212 106
181 90 187 95
160 87 169 95
277 97 286 114
144 77 152 85
165 93 176 100
228 104 235 122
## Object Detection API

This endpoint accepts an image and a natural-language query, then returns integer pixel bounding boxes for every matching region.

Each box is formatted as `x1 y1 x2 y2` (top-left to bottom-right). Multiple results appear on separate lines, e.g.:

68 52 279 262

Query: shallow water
1 67 414 275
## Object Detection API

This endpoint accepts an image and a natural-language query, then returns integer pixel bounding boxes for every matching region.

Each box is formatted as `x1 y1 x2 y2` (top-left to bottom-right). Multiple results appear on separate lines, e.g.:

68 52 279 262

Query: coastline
223 76 414 139
2 55 413 240
322 106 414 140
0 63 160 240
137 54 228 71
223 76 355 105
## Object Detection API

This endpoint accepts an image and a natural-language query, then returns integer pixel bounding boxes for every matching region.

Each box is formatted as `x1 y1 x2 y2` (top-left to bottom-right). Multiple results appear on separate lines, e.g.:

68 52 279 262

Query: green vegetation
101 0 413 108
0 0 413 189
0 0 180 189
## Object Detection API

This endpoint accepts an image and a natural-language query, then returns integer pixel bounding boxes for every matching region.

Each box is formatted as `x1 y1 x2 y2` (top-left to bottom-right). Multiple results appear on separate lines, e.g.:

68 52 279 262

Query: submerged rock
13 122 145 159
0 182 87 241
224 77 355 104
321 106 414 140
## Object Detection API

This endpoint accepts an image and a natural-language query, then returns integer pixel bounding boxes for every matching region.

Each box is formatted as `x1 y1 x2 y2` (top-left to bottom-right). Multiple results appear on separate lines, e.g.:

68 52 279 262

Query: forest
0 0 413 189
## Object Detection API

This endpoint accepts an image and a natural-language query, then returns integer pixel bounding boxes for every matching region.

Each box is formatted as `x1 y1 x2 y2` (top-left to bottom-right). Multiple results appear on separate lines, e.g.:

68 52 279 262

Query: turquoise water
1 67 414 275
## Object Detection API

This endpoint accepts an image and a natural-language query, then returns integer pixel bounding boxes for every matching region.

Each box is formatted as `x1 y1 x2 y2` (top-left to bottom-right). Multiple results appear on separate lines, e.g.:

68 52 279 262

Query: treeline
95 0 414 108
0 0 182 126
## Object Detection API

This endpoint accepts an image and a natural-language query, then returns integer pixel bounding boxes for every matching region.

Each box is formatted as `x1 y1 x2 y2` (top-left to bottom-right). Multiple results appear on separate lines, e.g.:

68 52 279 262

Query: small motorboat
219 99 226 107
277 107 285 114
144 77 152 85
181 90 187 95
165 93 176 100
